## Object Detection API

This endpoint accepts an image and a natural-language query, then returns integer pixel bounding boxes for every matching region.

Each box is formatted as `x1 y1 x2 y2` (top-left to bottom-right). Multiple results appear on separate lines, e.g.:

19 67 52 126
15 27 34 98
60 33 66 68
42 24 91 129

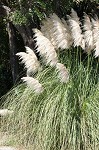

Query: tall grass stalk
1 48 99 150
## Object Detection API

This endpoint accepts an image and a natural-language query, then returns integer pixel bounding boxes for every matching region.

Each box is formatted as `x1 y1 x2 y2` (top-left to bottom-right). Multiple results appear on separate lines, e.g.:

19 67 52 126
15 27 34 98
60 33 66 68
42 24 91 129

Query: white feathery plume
41 18 52 41
41 13 72 50
92 17 99 57
61 18 73 46
16 47 40 73
21 77 43 93
68 9 85 49
33 28 58 66
56 63 69 83
41 17 58 49
83 14 94 53
49 13 72 49
95 39 99 57
0 109 13 116
33 28 44 38
25 46 37 58
70 8 80 22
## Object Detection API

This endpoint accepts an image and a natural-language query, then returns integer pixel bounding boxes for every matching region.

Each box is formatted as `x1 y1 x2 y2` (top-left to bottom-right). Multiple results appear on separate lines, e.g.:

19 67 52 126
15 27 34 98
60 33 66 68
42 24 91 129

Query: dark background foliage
0 18 12 98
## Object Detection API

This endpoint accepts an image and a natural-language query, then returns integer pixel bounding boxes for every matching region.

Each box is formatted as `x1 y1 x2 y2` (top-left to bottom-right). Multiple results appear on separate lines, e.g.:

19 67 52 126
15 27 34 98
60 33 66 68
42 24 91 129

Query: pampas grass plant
1 8 99 150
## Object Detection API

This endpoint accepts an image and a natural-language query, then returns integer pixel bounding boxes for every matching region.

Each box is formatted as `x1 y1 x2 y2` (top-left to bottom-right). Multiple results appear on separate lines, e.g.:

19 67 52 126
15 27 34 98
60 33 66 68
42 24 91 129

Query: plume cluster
40 9 99 57
92 17 99 57
16 46 43 93
68 9 85 49
83 14 94 53
21 77 43 93
33 29 69 83
33 29 58 67
16 46 40 74
56 63 69 83
41 13 72 49
16 9 99 92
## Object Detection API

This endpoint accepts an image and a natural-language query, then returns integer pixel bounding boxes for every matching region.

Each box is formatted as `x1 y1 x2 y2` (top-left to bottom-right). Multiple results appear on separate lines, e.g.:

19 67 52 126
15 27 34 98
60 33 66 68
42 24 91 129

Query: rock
0 146 17 150
0 109 13 116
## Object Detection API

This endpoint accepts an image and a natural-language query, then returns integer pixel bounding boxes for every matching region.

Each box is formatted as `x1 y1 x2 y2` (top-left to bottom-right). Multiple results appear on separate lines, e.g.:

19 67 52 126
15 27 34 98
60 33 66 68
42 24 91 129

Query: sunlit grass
1 48 99 150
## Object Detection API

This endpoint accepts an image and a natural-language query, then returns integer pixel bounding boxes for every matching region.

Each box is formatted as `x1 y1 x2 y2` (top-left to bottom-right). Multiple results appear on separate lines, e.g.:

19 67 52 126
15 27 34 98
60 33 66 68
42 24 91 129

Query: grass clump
1 48 99 150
